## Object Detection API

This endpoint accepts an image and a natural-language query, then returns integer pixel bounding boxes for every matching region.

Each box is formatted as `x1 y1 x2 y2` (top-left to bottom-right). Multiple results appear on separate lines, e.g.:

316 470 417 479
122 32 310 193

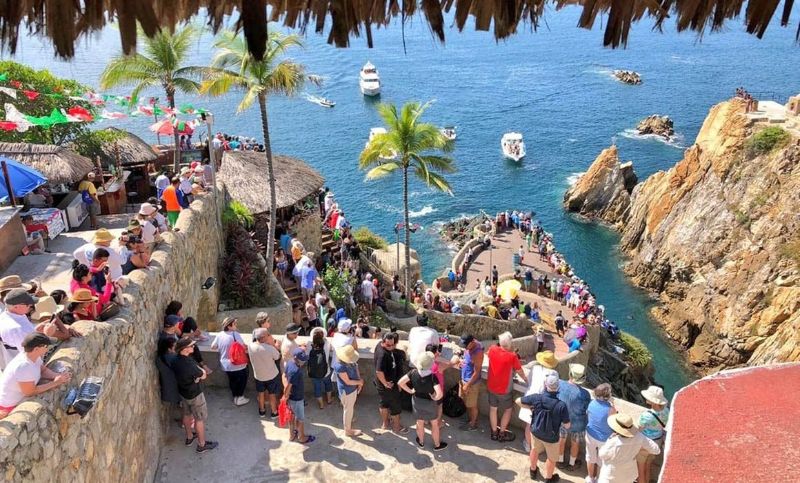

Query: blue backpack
531 395 563 443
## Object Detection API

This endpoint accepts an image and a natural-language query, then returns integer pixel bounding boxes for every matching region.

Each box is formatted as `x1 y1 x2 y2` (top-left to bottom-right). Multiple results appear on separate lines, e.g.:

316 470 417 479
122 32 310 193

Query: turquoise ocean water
9 8 799 397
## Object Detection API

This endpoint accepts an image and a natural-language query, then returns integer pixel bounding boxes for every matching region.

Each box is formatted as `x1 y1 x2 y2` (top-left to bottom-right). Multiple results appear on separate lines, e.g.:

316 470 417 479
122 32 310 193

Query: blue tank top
586 400 613 441
461 342 483 382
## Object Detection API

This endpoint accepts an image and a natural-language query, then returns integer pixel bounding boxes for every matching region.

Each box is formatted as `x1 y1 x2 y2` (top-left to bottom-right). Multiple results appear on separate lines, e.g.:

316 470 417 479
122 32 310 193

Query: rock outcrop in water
614 70 642 85
575 98 800 374
637 115 674 140
563 145 637 228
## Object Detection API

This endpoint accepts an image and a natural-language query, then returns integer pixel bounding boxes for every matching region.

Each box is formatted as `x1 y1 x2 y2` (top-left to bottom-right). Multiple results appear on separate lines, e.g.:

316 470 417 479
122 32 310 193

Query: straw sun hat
536 350 558 369
0 275 32 294
31 296 65 321
336 345 360 364
93 229 115 244
607 413 637 438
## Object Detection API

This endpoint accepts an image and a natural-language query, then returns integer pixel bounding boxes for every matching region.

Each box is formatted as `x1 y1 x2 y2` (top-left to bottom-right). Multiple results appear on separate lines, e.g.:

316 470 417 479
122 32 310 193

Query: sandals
394 426 409 435
346 430 363 437
498 430 516 442
415 437 425 448
289 429 298 442
299 435 316 444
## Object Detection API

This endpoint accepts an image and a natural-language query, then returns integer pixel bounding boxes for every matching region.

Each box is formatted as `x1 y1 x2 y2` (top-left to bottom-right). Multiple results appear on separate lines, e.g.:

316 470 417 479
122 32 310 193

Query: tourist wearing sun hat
333 344 364 437
0 275 32 298
556 364 591 471
599 413 660 483
636 386 670 483
398 351 448 451
134 203 160 245
330 318 357 379
517 372 571 481
73 228 125 282
519 349 559 452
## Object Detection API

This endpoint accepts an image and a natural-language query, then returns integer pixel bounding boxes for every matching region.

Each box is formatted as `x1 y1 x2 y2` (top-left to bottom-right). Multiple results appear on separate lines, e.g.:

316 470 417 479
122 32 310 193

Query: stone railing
422 307 531 340
0 189 224 482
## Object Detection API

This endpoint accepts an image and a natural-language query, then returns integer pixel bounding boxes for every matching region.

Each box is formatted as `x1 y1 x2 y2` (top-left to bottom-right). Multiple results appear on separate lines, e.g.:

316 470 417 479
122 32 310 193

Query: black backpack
442 384 466 418
532 396 563 443
307 348 328 379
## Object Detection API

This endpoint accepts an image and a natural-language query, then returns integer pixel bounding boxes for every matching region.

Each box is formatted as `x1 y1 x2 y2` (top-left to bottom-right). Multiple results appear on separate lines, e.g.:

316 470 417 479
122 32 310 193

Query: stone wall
291 210 322 257
215 271 292 334
422 308 531 340
0 191 224 482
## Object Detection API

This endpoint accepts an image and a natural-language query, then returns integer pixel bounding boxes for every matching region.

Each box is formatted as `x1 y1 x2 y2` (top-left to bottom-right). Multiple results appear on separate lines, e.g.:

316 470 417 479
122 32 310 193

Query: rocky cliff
585 99 800 373
563 145 638 227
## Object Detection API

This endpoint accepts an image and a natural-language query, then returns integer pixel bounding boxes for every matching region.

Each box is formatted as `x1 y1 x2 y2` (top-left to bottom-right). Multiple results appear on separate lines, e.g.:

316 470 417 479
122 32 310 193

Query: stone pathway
157 388 590 483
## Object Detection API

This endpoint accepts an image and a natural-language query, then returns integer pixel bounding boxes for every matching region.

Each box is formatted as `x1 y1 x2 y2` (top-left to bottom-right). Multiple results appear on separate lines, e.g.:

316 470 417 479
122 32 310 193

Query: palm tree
360 101 456 312
99 25 202 171
201 27 317 281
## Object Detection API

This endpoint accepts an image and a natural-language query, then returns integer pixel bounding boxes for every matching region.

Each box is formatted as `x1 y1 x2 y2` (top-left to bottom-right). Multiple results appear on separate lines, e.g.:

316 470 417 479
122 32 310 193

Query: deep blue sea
9 7 799 396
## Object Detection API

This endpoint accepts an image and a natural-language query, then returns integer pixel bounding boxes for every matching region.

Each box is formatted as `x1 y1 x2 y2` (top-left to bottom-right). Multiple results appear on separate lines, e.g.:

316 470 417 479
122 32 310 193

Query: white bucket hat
641 385 668 406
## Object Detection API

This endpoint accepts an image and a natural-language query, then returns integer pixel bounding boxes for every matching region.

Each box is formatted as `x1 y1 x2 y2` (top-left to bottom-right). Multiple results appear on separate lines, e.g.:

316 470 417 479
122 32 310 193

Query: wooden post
1 160 17 207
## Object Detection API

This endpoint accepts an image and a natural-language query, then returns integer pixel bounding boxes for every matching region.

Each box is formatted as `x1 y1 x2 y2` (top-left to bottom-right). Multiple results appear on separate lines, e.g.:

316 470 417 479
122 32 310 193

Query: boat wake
619 129 686 149
409 205 437 218
566 172 586 186
584 66 617 81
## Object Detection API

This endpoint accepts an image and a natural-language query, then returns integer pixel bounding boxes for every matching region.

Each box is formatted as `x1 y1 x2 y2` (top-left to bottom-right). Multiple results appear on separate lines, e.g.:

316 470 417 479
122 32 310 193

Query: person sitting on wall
119 230 151 275
20 215 49 255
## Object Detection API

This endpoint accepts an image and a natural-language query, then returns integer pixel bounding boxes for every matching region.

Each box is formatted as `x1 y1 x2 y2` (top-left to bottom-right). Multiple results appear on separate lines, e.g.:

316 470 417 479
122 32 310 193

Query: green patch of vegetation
745 126 791 157
222 200 254 228
749 193 769 210
72 129 126 159
779 236 800 267
323 266 353 310
353 226 388 250
619 332 653 369
734 209 751 227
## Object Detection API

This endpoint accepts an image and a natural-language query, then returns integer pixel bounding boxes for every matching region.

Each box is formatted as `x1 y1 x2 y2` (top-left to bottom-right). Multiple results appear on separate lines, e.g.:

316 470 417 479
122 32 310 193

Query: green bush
323 266 352 310
222 200 254 228
619 332 653 369
353 226 388 250
746 127 790 156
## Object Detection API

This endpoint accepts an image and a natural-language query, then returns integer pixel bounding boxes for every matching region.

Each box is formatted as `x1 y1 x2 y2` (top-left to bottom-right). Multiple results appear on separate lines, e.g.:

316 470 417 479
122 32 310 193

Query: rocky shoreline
438 213 490 249
637 114 674 139
614 70 642 85
563 98 800 374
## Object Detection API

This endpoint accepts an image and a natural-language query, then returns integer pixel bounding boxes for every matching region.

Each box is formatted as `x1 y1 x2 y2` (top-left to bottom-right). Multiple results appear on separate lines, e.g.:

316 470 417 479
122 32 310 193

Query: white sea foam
409 205 437 218
566 172 586 186
619 128 686 149
584 67 617 81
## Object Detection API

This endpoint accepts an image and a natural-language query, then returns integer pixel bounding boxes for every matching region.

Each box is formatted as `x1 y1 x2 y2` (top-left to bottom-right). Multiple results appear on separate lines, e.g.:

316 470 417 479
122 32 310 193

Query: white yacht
366 127 396 160
359 62 381 96
441 126 457 141
306 94 335 108
501 132 526 162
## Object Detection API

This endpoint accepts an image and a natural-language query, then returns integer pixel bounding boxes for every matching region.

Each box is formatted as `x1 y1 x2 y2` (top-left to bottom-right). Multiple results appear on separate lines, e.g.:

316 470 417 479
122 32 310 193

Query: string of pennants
0 73 209 133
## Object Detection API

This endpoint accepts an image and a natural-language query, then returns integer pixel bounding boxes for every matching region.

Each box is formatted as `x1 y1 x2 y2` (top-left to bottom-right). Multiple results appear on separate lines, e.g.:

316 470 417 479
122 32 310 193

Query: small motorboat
501 132 526 162
441 126 457 141
366 127 397 160
359 61 381 97
306 94 336 108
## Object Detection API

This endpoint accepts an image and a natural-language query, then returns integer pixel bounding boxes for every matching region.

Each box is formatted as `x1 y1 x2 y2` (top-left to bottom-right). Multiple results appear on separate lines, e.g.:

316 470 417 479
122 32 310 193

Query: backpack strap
648 409 666 428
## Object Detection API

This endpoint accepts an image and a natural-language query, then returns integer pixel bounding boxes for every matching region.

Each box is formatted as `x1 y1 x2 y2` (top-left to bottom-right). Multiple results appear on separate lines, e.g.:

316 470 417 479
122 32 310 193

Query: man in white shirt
73 228 125 281
0 289 38 358
361 274 375 310
407 315 439 369
154 170 170 199
248 328 282 418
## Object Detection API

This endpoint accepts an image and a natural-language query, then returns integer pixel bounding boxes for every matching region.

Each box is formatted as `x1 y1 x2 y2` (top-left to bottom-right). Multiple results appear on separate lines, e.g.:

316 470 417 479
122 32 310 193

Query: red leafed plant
220 210 268 310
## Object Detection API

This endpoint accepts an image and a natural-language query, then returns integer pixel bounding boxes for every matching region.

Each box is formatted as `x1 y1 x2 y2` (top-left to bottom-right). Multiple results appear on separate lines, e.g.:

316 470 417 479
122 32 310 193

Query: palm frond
365 162 403 180
414 168 453 195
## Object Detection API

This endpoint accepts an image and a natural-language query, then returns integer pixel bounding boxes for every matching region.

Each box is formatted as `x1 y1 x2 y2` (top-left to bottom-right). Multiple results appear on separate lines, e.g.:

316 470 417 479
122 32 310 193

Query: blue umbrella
0 156 47 204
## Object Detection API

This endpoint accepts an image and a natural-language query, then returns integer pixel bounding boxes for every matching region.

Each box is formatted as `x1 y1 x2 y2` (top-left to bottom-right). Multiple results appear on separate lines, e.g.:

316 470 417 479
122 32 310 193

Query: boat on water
359 62 381 97
441 126 457 141
306 94 336 108
366 127 397 160
501 132 526 162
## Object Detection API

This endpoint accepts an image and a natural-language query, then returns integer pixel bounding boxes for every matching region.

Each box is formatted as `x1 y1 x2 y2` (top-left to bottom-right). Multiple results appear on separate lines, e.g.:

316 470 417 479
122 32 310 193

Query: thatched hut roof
0 142 94 185
98 128 159 166
219 151 324 214
0 2 795 61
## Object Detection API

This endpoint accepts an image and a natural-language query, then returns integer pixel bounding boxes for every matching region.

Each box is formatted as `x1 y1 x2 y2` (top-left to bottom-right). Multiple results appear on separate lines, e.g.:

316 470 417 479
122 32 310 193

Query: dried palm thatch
0 142 94 185
0 1 795 60
218 150 324 214
98 128 158 166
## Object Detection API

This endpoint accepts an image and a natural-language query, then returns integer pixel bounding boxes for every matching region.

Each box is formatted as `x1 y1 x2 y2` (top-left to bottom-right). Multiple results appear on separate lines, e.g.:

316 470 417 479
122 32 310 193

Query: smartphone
103 266 110 275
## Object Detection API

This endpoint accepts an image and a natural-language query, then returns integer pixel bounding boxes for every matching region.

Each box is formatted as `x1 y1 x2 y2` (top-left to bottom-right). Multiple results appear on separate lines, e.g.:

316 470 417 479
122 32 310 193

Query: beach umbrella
149 119 194 136
0 156 47 204
496 279 522 301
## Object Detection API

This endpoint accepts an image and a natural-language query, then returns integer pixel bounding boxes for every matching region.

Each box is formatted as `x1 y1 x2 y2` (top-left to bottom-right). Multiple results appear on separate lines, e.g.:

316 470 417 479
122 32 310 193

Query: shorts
311 377 333 398
487 391 513 411
636 435 665 463
255 374 282 395
560 426 586 442
460 381 480 408
377 384 402 416
287 398 305 422
533 436 560 462
585 433 606 465
181 393 208 422
87 202 101 215
412 396 438 421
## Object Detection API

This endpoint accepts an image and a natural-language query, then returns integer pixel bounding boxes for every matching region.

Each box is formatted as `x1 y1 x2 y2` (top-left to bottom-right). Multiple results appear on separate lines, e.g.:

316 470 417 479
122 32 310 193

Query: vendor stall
19 207 66 239
98 128 158 205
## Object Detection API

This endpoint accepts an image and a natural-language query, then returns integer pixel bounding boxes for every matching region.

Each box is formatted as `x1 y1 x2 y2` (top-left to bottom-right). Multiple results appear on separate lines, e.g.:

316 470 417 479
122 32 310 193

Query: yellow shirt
486 305 500 319
78 180 97 196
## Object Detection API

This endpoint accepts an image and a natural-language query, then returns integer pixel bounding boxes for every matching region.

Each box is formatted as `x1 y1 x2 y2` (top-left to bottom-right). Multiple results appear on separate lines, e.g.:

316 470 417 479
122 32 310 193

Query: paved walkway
157 388 589 483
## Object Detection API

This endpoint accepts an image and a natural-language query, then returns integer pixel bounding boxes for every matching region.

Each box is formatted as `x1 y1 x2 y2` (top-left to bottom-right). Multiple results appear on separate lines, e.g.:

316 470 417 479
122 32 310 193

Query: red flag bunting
23 90 40 101
67 106 94 122
0 121 17 131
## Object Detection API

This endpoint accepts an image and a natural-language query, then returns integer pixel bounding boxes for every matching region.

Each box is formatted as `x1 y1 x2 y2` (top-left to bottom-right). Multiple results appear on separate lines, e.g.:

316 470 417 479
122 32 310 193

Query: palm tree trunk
167 88 180 172
403 164 411 314
258 92 277 284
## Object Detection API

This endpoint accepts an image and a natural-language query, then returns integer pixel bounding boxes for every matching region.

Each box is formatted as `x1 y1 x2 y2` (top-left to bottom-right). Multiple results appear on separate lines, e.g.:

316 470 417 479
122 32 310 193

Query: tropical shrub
746 126 790 156
353 226 388 250
619 332 653 369
220 223 268 310
222 200 254 228
323 266 352 310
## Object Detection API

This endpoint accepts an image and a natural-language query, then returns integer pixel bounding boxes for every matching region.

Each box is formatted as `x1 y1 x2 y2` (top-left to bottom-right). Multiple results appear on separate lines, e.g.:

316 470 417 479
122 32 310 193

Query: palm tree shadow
353 429 435 470
301 425 387 472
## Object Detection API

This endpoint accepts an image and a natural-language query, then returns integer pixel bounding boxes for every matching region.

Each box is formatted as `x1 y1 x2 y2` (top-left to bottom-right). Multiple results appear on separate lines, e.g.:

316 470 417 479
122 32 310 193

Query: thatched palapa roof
0 1 796 61
99 128 159 166
219 151 324 214
0 142 94 185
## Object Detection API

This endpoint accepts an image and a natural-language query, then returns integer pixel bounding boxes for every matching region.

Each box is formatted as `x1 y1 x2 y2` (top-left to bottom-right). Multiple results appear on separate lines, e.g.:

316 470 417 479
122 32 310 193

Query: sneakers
498 430 516 442
459 423 478 432
523 439 531 453
269 412 279 419
491 429 499 441
233 396 250 406
544 475 560 483
415 437 425 448
258 409 267 418
433 442 448 451
584 477 597 483
530 468 539 480
184 433 197 446
196 441 219 453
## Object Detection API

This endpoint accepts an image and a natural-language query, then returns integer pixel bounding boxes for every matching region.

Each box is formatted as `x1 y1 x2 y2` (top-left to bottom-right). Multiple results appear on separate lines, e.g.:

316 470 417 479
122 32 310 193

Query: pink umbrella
149 119 194 136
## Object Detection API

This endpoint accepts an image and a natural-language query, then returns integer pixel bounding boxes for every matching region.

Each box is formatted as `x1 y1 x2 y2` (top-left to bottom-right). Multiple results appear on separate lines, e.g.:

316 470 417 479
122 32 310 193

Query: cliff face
563 145 638 227
618 99 800 372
